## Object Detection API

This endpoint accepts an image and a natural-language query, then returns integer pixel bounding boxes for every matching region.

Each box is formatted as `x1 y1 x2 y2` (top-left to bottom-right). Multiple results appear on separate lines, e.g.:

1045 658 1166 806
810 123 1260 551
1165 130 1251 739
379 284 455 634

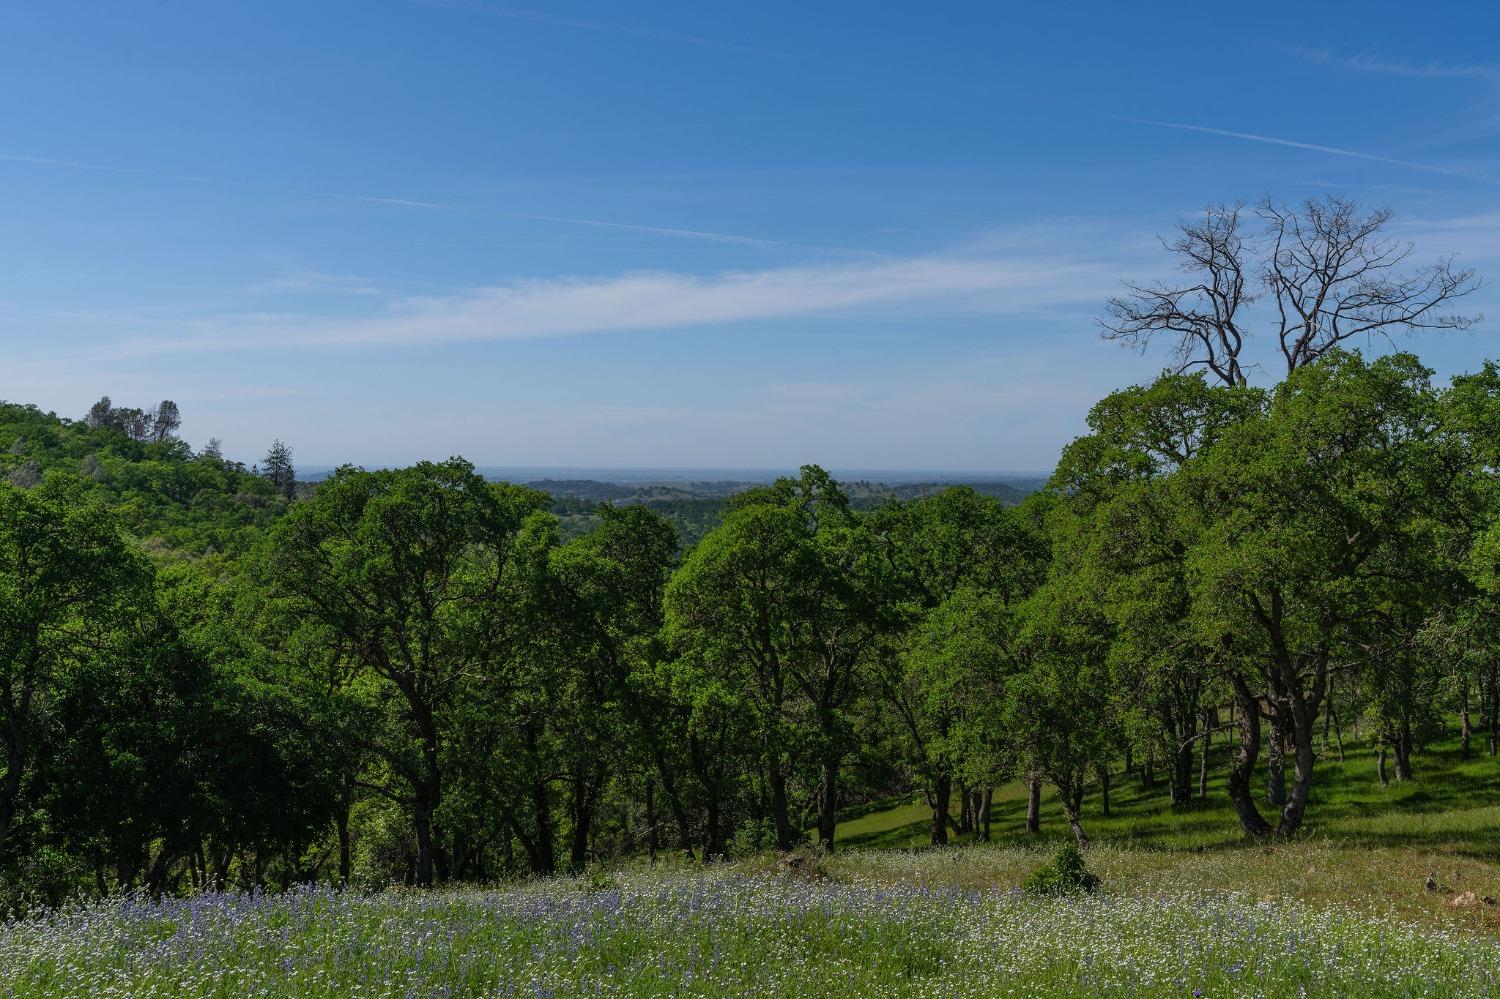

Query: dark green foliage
4 339 1500 901
1021 842 1100 895
261 440 296 500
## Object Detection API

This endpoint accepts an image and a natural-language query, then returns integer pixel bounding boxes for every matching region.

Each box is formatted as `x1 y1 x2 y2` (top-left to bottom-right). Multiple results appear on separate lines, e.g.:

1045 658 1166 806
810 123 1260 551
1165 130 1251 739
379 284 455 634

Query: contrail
0 151 800 246
1110 116 1499 184
493 211 793 247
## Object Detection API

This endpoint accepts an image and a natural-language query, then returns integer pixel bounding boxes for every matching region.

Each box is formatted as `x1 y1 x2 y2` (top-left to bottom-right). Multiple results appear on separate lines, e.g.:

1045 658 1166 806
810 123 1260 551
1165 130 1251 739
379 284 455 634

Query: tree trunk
1025 773 1042 834
414 803 436 887
1377 747 1389 787
1392 721 1414 782
1461 679 1473 761
335 803 352 886
979 787 993 842
449 828 469 881
930 774 950 846
1066 812 1088 850
655 755 696 861
816 756 838 850
568 774 597 873
1055 777 1088 849
1275 705 1317 836
434 821 451 883
645 778 659 863
1327 694 1345 762
1198 707 1214 798
1170 735 1194 806
529 778 557 876
1226 677 1273 837
1265 712 1289 807
769 766 796 851
704 775 723 860
1097 764 1111 817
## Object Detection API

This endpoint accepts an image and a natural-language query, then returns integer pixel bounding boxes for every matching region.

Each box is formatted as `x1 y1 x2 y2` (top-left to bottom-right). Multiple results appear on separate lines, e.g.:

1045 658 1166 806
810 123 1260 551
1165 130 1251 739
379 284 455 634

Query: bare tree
1103 202 1253 386
1102 195 1482 385
1260 197 1480 372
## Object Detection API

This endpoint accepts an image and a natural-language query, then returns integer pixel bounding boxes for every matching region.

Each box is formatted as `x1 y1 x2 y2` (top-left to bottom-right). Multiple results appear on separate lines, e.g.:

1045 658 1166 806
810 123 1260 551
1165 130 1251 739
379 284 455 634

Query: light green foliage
0 401 286 554
665 465 885 850
875 488 1047 842
257 459 552 884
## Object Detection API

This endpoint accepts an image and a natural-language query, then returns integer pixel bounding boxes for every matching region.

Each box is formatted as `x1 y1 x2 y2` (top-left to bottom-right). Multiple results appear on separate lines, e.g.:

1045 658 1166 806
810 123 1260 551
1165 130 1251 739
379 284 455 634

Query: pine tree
84 396 114 429
262 440 296 500
149 400 181 442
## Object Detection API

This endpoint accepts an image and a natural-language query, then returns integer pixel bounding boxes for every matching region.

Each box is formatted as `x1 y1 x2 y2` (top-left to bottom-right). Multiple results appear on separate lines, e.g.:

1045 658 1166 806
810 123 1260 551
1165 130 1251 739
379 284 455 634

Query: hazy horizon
296 464 1053 484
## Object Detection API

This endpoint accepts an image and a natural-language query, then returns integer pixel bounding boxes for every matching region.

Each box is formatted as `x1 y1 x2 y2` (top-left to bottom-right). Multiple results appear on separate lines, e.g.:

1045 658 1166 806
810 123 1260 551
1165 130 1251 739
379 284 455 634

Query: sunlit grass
838 732 1500 858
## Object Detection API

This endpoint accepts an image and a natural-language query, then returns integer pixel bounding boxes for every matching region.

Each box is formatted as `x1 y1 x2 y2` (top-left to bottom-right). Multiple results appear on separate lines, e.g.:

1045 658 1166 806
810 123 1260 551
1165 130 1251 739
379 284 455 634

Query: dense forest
1 195 1492 903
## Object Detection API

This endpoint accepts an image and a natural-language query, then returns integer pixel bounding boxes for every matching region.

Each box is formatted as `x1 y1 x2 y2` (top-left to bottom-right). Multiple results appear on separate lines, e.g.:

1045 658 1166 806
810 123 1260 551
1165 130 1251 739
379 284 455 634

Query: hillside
0 400 289 555
0 401 1043 555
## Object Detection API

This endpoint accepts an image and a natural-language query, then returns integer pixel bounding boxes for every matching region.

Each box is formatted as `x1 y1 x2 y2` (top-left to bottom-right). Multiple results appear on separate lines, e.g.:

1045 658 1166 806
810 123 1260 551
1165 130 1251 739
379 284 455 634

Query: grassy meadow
840 732 1500 856
3 849 1497 998
7 734 1500 997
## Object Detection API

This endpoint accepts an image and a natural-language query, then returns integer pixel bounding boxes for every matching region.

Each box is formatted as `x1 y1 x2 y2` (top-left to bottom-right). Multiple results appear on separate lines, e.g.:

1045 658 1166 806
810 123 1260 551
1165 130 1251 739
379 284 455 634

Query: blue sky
2 1 1497 471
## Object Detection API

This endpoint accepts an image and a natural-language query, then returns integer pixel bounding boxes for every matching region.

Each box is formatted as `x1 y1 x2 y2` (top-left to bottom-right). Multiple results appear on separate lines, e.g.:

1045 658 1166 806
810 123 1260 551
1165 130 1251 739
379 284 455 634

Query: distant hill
0 400 290 555
526 475 1042 546
0 401 1044 553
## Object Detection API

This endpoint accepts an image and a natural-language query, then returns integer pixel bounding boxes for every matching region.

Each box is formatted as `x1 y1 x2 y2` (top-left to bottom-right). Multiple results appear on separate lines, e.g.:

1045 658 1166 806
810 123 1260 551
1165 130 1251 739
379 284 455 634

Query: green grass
829 731 1500 938
837 732 1500 857
8 732 1500 996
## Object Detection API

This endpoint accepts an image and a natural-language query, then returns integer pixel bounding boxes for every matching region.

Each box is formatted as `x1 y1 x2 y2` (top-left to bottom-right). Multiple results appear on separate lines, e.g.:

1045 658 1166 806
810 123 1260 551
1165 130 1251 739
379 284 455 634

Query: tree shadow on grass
834 734 1500 860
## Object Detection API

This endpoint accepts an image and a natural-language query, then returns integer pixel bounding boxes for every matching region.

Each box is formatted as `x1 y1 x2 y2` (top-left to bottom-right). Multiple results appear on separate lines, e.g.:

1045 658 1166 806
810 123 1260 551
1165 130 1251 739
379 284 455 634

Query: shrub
579 864 620 893
1021 842 1100 895
727 818 778 859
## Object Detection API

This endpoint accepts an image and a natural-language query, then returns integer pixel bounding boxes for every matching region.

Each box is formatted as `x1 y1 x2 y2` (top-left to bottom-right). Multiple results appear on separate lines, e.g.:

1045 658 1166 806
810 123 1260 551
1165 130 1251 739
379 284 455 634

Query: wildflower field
5 847 1500 999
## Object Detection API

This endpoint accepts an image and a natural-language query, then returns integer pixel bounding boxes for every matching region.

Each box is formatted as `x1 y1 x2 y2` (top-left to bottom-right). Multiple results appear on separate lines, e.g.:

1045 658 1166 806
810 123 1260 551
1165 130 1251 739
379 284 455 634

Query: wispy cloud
1110 116 1499 183
55 242 1123 361
491 211 796 248
279 254 1114 347
244 267 389 297
1291 47 1500 146
1294 47 1499 83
